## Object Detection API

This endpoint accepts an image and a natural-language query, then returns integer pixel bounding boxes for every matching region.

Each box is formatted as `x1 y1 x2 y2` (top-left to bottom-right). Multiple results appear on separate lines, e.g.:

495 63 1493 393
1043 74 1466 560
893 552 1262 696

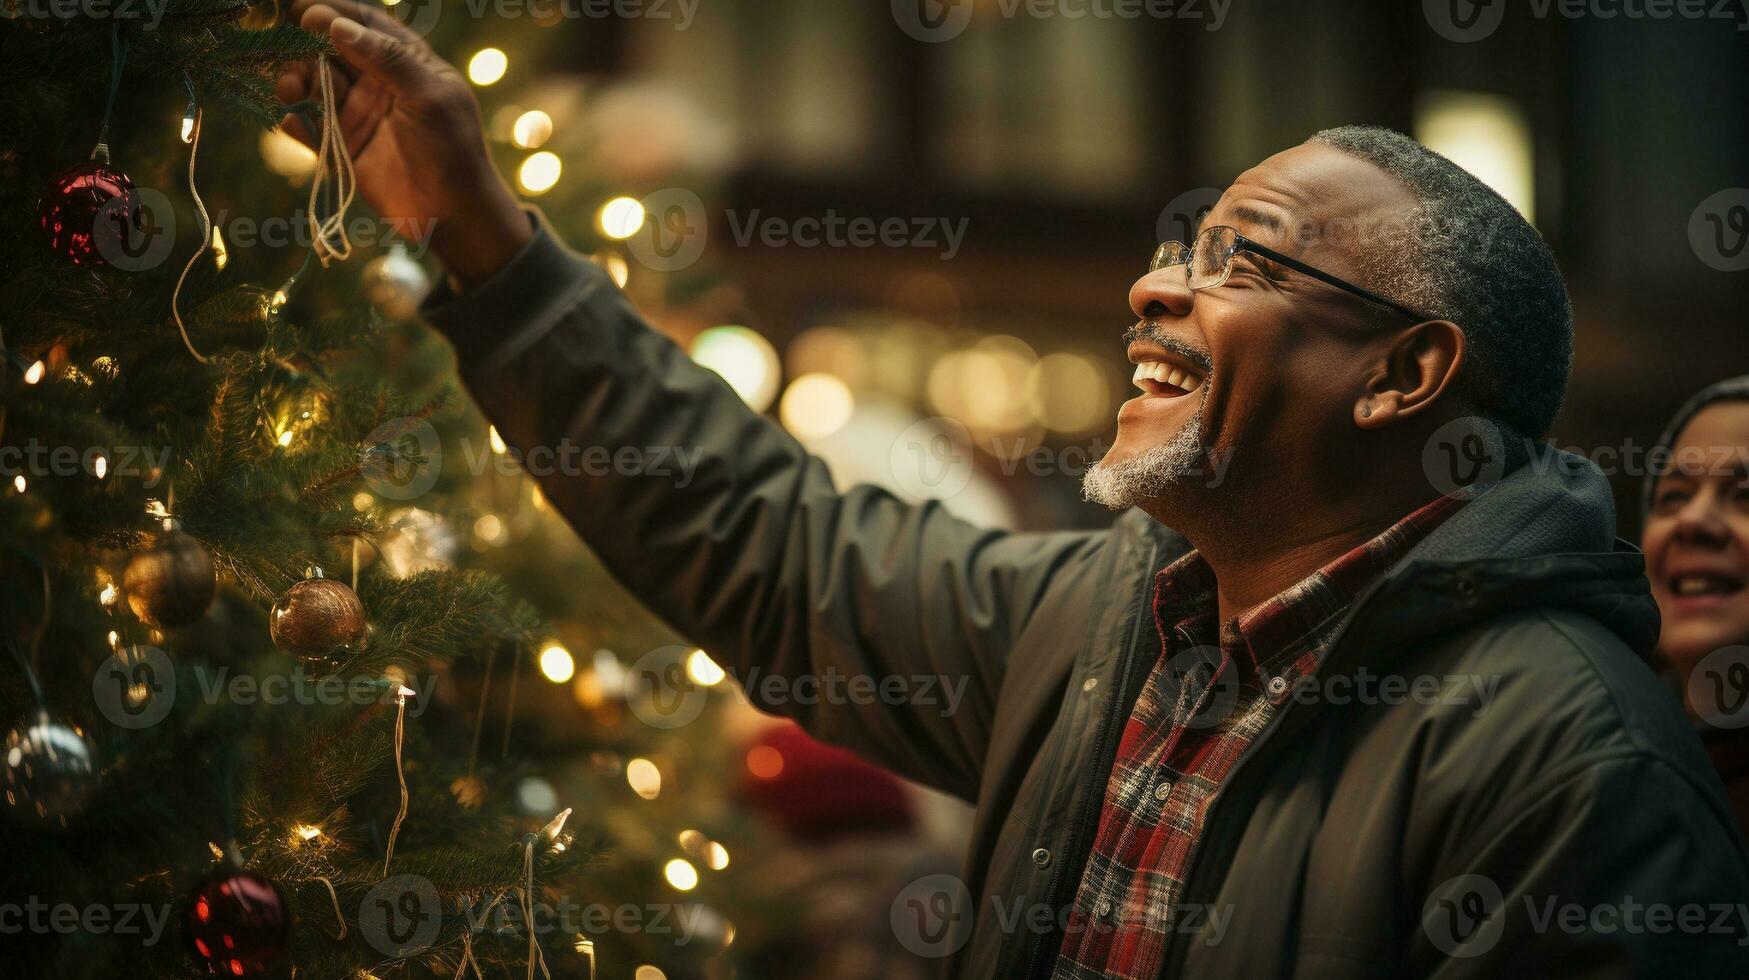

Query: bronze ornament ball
269 575 367 659
123 531 216 628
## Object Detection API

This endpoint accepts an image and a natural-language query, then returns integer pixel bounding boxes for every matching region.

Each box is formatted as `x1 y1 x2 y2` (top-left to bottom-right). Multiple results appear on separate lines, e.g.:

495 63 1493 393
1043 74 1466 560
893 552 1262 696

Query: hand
276 1 532 290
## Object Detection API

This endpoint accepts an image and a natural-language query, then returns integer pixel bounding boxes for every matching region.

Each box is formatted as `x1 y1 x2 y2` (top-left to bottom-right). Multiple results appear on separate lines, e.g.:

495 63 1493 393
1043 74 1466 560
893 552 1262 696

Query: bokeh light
627 758 662 799
691 326 781 413
467 48 508 86
685 649 726 686
779 373 855 441
538 642 575 683
1025 352 1110 434
512 109 554 149
746 745 784 779
663 858 699 891
518 152 562 195
597 196 647 239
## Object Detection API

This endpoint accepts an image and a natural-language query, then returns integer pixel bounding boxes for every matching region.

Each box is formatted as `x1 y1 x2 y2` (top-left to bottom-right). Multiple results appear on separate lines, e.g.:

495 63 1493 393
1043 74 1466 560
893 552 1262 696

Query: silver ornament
379 507 457 577
3 711 100 830
362 242 431 319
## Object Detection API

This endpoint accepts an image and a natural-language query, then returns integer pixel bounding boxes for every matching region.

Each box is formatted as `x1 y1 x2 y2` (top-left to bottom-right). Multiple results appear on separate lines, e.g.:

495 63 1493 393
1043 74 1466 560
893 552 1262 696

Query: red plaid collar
1153 494 1467 677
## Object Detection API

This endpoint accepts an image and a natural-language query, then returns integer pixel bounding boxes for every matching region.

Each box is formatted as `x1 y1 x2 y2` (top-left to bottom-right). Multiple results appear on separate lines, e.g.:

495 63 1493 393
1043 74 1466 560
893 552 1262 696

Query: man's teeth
1132 360 1203 393
1671 574 1745 596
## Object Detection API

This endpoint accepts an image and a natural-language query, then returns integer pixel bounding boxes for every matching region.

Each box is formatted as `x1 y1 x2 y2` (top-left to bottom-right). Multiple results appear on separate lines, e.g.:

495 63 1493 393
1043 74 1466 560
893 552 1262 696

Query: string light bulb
210 227 228 270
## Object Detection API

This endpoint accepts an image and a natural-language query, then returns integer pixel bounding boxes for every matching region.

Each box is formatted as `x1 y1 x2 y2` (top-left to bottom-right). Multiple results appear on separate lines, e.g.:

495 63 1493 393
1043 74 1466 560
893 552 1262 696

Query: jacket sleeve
1414 751 1749 978
421 215 1102 800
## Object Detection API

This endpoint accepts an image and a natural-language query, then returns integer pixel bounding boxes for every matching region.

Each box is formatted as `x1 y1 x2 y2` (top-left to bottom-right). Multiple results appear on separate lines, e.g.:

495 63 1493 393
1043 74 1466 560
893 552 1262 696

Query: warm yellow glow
597 196 646 240
518 152 562 195
181 111 195 144
474 514 505 544
277 429 295 447
92 455 108 479
260 128 318 180
488 425 508 454
685 649 725 687
704 840 729 871
591 250 629 288
539 643 576 683
1025 352 1109 434
626 757 662 799
512 110 553 149
107 630 121 650
572 669 605 708
691 326 780 413
928 337 1036 433
353 492 373 511
663 858 699 891
99 583 119 606
633 967 667 980
779 373 855 441
211 227 229 270
294 824 322 842
467 48 508 86
23 360 45 384
1415 90 1535 221
12 475 24 493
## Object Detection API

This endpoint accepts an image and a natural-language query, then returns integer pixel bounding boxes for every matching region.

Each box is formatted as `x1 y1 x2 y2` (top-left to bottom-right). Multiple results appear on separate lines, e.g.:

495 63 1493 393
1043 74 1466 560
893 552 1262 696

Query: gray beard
1081 406 1207 510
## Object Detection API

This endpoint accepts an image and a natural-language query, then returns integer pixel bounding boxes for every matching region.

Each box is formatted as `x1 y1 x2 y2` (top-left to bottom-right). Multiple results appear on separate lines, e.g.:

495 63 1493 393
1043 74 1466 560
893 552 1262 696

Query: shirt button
1154 782 1172 802
1094 899 1113 919
1267 676 1289 696
1081 677 1099 694
1031 847 1052 868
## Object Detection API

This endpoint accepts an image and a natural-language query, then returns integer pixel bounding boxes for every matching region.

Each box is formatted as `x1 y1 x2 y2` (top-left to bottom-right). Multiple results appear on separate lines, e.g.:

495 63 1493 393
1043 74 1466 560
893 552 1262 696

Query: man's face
1084 143 1422 515
1643 402 1749 666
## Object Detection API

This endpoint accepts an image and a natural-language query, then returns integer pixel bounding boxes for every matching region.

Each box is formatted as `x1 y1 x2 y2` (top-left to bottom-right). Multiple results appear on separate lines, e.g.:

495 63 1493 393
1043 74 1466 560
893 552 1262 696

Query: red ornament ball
39 160 136 266
185 869 290 976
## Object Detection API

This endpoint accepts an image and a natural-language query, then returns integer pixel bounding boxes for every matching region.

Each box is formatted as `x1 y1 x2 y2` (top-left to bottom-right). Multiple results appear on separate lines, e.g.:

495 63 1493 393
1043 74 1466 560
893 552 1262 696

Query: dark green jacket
426 219 1749 978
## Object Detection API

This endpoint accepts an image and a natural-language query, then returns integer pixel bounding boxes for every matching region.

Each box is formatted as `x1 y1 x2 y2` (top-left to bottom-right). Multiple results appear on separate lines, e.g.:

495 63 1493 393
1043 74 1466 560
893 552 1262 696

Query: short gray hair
1306 125 1573 440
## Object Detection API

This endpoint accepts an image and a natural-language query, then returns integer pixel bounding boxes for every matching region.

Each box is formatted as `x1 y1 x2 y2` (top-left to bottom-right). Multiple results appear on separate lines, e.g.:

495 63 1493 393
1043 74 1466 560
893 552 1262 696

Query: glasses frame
1151 225 1433 325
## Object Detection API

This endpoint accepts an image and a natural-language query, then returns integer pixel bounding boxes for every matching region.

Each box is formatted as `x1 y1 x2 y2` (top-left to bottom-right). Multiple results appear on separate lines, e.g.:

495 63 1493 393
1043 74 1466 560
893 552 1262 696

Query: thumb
325 15 429 94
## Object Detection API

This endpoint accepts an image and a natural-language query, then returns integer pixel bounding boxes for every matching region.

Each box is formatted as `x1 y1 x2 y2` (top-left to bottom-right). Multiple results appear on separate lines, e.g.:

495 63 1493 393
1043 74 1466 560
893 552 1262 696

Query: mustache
1124 320 1213 373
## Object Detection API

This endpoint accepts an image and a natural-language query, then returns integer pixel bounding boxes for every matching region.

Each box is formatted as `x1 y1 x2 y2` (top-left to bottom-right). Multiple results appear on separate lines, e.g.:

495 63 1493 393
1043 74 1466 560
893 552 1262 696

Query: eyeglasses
1149 225 1431 324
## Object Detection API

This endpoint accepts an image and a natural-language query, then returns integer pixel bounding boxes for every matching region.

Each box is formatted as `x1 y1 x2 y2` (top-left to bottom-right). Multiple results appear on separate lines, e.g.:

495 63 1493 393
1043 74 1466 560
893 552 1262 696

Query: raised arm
277 1 1105 797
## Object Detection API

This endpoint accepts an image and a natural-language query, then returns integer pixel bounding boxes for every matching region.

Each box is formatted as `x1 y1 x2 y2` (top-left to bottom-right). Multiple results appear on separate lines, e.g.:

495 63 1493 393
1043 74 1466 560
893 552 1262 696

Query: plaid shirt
1052 495 1464 979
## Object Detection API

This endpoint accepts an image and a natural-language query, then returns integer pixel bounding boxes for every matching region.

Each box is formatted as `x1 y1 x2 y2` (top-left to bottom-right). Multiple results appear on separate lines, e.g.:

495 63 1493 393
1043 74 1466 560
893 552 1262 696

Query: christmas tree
0 4 752 977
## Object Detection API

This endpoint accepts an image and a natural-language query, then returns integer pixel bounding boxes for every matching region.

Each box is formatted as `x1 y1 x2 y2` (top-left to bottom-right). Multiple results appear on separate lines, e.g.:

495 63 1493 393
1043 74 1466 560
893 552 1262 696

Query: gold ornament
269 569 366 659
122 527 215 628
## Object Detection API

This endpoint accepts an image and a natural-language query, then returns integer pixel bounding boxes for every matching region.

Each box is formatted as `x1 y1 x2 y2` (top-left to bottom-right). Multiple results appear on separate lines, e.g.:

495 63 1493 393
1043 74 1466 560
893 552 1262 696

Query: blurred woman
1642 375 1749 837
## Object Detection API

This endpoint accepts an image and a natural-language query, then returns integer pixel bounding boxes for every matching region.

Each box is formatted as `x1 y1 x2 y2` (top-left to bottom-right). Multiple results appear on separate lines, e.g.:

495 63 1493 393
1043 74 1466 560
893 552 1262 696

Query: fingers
279 111 316 150
299 7 439 99
290 0 423 44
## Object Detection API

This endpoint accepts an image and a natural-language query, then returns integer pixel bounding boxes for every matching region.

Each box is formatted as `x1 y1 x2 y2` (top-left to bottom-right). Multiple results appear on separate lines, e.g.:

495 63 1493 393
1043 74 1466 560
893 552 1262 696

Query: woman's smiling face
1643 401 1749 667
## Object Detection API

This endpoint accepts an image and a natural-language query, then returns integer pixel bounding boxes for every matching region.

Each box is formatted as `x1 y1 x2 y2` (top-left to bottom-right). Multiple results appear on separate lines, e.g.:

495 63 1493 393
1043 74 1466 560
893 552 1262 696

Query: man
280 4 1749 976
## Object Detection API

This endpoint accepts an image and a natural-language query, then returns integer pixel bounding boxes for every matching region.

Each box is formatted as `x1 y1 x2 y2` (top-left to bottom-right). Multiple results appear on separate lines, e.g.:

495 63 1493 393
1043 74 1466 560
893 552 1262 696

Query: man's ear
1354 320 1465 429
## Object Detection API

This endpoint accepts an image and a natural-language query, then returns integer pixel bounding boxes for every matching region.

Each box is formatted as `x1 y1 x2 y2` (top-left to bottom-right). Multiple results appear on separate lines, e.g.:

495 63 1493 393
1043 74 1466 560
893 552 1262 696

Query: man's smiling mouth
1132 358 1205 396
